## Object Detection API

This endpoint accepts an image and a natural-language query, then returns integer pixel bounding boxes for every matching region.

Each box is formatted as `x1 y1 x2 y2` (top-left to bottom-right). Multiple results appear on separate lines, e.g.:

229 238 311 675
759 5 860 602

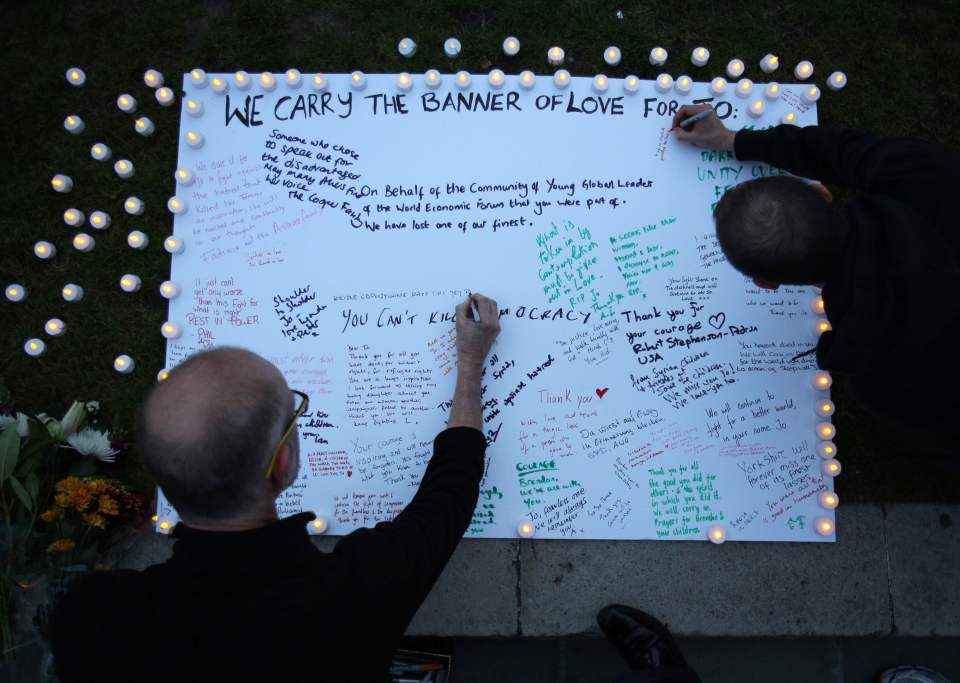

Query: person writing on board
672 104 960 445
49 294 502 682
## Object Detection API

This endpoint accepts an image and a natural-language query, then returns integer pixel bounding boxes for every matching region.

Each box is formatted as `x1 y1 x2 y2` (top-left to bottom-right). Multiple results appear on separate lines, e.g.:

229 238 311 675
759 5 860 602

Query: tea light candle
811 295 825 314
817 441 837 459
822 459 842 477
827 71 847 91
61 284 83 302
233 71 251 90
707 525 727 544
455 70 471 89
710 77 728 95
816 422 836 441
114 355 135 374
814 517 834 536
90 142 112 161
63 115 85 134
818 490 839 510
310 74 328 92
157 368 171 382
399 37 417 58
211 76 229 94
154 87 174 106
114 159 135 178
726 58 745 78
691 46 710 67
117 94 137 113
72 233 94 252
175 168 194 186
502 36 520 56
812 372 832 391
44 318 66 337
748 99 766 118
519 70 536 89
604 46 622 66
157 519 173 533
794 60 814 80
764 82 781 100
34 241 56 260
127 230 148 249
815 399 835 418
489 69 506 89
592 74 609 93
553 69 570 89
547 46 565 66
160 321 182 339
802 85 821 103
134 117 155 136
190 68 208 88
124 196 144 215
623 75 640 94
735 78 753 97
185 130 204 148
260 72 277 91
649 46 667 66
159 280 180 299
655 73 673 93
781 111 798 125
164 236 185 254
185 98 204 117
444 38 462 58
24 339 45 358
66 67 86 86
675 75 693 94
90 209 113 228
425 69 442 88
308 516 329 535
63 209 85 226
119 274 141 292
349 71 366 90
143 69 164 88
167 196 188 214
517 519 536 538
760 54 779 73
51 174 73 193
5 284 26 302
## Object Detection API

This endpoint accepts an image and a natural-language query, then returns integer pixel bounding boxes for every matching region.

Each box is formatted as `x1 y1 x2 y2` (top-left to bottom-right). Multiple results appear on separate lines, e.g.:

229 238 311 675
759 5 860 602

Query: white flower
60 401 87 438
85 401 100 414
65 428 118 462
0 412 29 437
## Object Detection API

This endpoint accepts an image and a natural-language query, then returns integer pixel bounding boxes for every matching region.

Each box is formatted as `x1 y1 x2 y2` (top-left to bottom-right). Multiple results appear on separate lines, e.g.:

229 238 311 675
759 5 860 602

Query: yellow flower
47 538 77 553
54 477 94 511
98 495 119 516
40 507 64 523
81 512 106 529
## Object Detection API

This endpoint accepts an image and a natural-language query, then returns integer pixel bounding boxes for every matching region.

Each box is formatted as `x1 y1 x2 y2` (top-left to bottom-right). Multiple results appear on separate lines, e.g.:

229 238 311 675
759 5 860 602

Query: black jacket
50 427 486 682
735 126 960 437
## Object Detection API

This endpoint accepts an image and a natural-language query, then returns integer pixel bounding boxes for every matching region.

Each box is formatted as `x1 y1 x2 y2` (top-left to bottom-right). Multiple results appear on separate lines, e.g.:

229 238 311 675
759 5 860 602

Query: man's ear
269 443 292 493
810 182 834 203
753 277 780 290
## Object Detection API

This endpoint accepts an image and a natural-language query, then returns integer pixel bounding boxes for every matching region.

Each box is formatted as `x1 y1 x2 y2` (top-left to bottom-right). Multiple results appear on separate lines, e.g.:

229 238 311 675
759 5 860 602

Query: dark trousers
615 664 702 683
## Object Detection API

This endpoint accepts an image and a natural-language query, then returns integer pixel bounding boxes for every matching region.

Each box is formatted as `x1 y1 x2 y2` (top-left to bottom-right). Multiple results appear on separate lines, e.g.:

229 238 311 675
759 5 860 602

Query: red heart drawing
346 470 352 477
596 387 609 398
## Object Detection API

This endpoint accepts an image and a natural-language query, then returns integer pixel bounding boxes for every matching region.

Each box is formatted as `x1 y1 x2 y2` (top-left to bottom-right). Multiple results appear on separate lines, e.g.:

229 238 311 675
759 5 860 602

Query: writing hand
455 293 501 370
671 104 736 152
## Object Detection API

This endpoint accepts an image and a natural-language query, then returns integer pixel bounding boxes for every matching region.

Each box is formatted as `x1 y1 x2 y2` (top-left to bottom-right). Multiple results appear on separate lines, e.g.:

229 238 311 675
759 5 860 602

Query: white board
159 72 835 542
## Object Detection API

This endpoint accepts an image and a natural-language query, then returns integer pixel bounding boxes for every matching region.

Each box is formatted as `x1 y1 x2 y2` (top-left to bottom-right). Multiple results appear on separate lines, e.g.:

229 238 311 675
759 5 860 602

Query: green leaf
0 424 20 483
25 471 39 502
8 474 33 512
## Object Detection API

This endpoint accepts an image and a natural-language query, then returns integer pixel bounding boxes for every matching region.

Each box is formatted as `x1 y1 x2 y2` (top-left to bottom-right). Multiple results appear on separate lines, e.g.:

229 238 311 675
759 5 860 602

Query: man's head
138 347 300 527
713 176 841 288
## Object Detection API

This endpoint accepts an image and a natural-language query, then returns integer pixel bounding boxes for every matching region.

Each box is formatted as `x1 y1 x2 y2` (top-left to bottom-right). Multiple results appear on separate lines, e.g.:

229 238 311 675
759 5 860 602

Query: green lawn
1 0 958 501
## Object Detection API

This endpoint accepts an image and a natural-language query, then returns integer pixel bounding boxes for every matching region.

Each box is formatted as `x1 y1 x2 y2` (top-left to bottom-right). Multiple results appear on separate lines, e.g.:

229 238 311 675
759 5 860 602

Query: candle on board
185 130 204 148
674 75 693 94
164 236 185 254
817 441 837 459
310 74 328 92
655 73 673 93
349 71 367 90
802 85 821 103
707 525 727 544
160 321 183 339
764 82 781 100
710 77 728 95
818 491 839 510
517 519 536 538
167 196 188 214
211 76 229 94
816 422 836 440
455 70 472 90
781 111 798 125
812 372 832 390
488 69 506 89
553 69 571 89
592 74 609 93
735 78 753 97
815 399 835 418
285 69 302 87
260 72 278 91
424 69 442 88
822 459 842 477
814 517 834 536
623 75 640 94
519 70 536 90
748 99 766 118
185 98 204 117
233 70 252 90
190 68 208 88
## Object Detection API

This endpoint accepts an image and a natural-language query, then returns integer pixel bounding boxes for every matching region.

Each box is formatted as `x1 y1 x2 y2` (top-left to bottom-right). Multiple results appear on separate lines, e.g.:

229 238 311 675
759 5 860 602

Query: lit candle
707 525 727 544
114 355 135 374
90 142 112 161
167 196 188 214
260 72 278 91
349 71 367 90
455 70 471 89
51 174 73 193
114 159 135 179
233 70 251 90
604 46 622 66
190 68 208 88
63 209 85 227
155 87 175 106
781 111 798 125
34 241 56 260
816 422 836 440
185 98 204 117
802 85 821 103
822 459 842 477
157 519 173 533
726 58 745 78
24 339 45 358
764 82 781 100
748 99 766 118
310 74 328 92
675 75 693 94
735 78 753 97
72 233 94 252
425 69 442 88
211 76 229 94
502 36 520 57
307 516 329 535
794 60 814 80
816 399 835 418
134 117 155 136
66 67 86 86
691 46 710 67
399 37 417 58
710 77 728 95
164 236 185 254
592 74 609 93
445 38 462 58
812 371 832 390
174 168 194 186
818 490 839 510
157 368 171 382
119 274 141 292
489 69 506 89
61 284 84 302
553 69 571 89
63 115 85 134
160 321 182 339
124 197 144 215
814 517 834 537
5 284 26 302
517 519 536 538
817 441 837 459
827 71 847 91
760 54 779 73
143 69 164 88
519 70 536 89
623 75 640 94
655 73 674 93
159 280 181 299
547 46 565 66
127 230 149 250
810 295 825 314
813 319 832 338
649 46 667 66
80 215 109 241
117 94 137 113
44 318 66 337
185 130 204 148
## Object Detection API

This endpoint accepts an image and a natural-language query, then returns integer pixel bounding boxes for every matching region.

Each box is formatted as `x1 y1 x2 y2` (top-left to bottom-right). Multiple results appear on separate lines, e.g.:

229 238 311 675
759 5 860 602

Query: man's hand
672 104 737 152
455 294 501 369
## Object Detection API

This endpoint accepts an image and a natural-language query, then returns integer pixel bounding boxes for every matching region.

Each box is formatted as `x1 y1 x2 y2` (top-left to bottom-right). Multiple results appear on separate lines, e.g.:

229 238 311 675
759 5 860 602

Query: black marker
678 109 713 129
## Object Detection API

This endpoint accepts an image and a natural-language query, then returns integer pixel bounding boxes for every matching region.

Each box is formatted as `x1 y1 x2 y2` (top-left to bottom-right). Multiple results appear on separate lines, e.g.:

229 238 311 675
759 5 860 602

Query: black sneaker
597 604 687 671
879 666 955 683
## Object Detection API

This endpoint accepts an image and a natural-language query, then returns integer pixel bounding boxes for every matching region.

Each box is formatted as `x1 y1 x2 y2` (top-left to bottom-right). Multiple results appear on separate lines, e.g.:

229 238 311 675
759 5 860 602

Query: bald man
50 294 501 682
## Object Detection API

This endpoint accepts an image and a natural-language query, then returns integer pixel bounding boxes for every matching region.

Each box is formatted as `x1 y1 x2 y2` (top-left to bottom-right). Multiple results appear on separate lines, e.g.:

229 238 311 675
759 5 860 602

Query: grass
1 0 958 502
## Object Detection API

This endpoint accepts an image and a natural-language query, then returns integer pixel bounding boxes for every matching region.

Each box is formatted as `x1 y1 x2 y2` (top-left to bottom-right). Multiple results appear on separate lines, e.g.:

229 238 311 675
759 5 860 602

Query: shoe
880 666 954 683
597 604 687 671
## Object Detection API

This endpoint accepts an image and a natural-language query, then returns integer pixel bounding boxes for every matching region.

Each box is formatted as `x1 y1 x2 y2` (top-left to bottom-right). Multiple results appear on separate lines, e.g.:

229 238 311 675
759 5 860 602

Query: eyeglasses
265 389 309 479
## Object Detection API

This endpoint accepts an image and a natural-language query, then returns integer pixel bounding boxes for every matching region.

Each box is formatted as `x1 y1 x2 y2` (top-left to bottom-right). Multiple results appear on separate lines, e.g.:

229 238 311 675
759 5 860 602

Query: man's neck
183 505 280 532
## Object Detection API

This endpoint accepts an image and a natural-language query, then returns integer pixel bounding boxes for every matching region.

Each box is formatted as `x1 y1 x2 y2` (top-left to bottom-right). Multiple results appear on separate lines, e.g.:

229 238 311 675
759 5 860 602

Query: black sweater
50 426 486 682
735 126 960 438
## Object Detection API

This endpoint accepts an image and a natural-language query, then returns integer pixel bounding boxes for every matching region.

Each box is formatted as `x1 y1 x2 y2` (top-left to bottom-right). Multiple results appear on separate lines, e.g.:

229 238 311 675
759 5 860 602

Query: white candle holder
802 85 821 103
155 87 175 106
735 78 753 97
349 71 367 90
748 99 766 118
185 130 204 148
553 70 570 89
159 281 181 299
424 69 442 88
90 142 112 161
72 233 94 252
547 46 565 66
395 73 413 92
604 46 622 66
5 284 26 302
160 321 183 339
34 241 56 259
781 111 798 125
814 517 834 536
157 369 171 382
175 168 195 186
44 318 66 337
591 74 609 93
114 355 135 374
821 459 842 478
794 60 814 80
444 38 462 58
117 94 137 113
455 70 471 89
519 70 536 89
674 75 692 94
817 441 837 459
260 72 278 90
143 69 164 88
764 82 781 100
399 37 417 58
285 69 302 88
655 73 673 93
167 196 188 215
691 46 710 67
211 76 229 94
517 519 536 538
623 75 640 94
189 68 208 88
114 159 135 178
488 69 506 89
185 98 204 117
815 399 835 418
827 71 847 91
63 115 85 134
63 208 85 226
233 71 252 90
710 77 728 95
310 74 328 92
818 490 839 510
24 339 45 357
119 274 141 292
51 174 73 193
726 58 745 78
135 117 155 136
61 284 83 302
127 230 149 250
502 36 519 56
760 54 779 73
816 422 836 441
707 525 727 544
812 372 832 391
649 46 667 66
164 236 185 254
124 197 144 215
66 67 86 86
307 516 329 535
